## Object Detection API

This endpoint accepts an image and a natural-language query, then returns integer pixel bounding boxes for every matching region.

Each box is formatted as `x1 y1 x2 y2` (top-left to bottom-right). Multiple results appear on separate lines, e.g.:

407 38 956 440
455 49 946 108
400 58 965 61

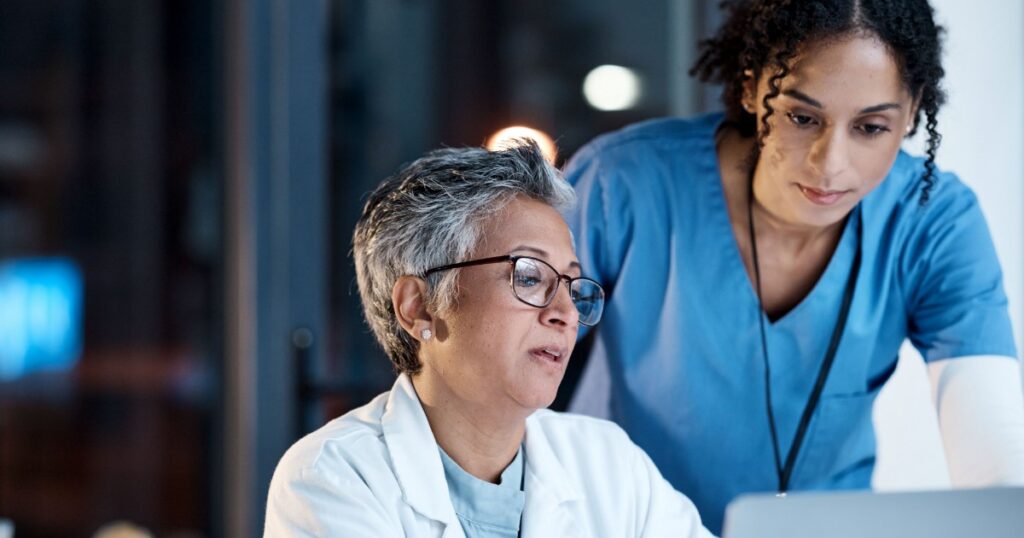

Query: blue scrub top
564 112 1017 534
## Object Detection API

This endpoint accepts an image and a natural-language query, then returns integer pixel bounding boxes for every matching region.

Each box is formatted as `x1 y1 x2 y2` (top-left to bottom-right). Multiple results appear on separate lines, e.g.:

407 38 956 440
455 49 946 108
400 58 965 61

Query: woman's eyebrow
782 89 824 108
511 245 582 272
858 102 902 114
782 89 901 114
510 245 549 258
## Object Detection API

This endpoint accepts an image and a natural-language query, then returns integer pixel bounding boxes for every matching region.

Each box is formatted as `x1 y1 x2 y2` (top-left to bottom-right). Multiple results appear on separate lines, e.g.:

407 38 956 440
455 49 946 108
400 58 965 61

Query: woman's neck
411 372 526 484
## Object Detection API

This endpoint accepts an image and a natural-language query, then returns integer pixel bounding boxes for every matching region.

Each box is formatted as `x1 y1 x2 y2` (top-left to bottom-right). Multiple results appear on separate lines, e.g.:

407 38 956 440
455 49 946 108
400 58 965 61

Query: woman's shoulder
566 112 723 173
876 150 976 209
265 391 413 536
527 409 638 456
863 150 983 242
273 391 391 479
865 153 988 254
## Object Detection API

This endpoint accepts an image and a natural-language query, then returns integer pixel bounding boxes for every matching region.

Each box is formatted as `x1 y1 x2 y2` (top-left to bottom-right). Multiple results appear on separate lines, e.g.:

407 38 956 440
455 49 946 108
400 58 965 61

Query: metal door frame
224 0 328 535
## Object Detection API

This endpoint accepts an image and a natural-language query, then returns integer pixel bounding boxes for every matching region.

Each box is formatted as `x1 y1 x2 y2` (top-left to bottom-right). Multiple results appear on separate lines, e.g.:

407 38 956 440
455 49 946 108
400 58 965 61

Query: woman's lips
529 345 567 364
798 184 848 206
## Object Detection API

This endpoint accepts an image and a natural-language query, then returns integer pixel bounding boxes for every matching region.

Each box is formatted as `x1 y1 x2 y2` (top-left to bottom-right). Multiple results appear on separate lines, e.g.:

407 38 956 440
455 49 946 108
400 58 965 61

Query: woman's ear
392 276 435 343
907 90 923 135
741 69 757 115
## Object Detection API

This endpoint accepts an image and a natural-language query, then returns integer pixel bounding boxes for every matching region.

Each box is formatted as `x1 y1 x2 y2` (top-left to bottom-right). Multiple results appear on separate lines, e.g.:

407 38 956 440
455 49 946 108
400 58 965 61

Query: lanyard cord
747 176 862 493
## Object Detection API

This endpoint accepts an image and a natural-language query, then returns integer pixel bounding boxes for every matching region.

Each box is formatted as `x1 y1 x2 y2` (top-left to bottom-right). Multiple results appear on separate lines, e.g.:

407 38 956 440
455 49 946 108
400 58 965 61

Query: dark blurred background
2 0 1019 537
0 1 721 536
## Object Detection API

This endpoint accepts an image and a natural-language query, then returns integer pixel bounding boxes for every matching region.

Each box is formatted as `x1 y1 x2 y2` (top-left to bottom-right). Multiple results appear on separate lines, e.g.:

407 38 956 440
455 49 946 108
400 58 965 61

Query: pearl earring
421 328 432 341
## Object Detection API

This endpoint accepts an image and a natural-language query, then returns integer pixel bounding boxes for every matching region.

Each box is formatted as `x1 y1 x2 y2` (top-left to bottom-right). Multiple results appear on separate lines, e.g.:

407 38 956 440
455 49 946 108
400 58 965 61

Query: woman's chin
790 194 857 227
511 381 563 412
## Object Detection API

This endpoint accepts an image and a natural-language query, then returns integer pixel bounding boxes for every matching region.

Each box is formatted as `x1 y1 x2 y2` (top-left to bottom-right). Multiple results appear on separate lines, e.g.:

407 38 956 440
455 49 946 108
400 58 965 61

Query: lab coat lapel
381 374 465 538
519 414 585 538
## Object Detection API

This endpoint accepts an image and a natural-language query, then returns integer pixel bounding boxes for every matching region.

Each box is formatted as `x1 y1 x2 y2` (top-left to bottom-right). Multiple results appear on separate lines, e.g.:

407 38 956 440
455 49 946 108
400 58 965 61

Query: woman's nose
808 127 849 182
543 280 579 327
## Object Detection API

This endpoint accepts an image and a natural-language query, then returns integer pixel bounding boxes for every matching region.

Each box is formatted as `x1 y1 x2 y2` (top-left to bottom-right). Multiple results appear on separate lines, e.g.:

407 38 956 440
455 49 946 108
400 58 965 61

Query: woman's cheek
766 135 806 173
853 142 900 187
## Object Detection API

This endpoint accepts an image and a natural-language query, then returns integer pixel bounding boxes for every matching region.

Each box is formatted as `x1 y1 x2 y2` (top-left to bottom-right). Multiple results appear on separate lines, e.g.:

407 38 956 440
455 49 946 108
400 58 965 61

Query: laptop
722 487 1024 538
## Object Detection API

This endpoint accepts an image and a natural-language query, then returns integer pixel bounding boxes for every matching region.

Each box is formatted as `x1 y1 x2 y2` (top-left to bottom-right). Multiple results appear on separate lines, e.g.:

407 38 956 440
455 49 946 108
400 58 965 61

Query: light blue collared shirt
439 445 525 538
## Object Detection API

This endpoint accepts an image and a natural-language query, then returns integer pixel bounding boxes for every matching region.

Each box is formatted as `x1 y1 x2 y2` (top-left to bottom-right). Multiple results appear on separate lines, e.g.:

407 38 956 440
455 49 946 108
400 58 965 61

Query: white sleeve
264 463 402 537
631 440 718 538
928 355 1024 486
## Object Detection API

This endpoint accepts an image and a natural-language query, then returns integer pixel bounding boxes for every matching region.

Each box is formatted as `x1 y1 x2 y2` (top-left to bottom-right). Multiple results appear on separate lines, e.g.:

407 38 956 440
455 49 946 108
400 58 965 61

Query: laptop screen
723 487 1024 538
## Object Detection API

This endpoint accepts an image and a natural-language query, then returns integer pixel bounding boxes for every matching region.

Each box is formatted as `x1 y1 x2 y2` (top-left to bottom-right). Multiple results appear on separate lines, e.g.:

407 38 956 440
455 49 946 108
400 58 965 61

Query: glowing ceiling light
582 64 642 111
486 125 558 164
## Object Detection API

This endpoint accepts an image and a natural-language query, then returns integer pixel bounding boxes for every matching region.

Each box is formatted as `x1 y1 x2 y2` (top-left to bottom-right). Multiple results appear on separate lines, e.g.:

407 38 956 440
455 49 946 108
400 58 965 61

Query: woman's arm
929 355 1024 486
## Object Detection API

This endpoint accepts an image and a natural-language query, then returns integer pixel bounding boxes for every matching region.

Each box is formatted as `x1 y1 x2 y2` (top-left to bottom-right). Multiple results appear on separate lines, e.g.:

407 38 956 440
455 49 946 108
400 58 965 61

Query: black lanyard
747 180 862 494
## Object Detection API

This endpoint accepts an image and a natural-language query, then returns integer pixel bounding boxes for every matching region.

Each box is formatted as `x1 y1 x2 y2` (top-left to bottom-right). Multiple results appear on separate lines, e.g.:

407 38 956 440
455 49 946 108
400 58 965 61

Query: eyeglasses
423 255 605 326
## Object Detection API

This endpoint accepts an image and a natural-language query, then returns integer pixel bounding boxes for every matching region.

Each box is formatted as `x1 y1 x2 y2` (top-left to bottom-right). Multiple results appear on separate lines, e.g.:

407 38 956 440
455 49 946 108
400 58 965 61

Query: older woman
264 143 713 537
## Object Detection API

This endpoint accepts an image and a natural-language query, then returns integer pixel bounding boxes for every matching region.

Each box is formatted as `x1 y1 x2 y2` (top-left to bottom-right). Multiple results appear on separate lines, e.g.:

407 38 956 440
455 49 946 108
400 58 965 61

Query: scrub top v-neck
564 112 1017 534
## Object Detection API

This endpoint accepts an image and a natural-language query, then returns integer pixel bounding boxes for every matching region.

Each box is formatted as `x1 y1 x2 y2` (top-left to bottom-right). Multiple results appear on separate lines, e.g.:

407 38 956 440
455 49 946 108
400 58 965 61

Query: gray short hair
353 141 576 375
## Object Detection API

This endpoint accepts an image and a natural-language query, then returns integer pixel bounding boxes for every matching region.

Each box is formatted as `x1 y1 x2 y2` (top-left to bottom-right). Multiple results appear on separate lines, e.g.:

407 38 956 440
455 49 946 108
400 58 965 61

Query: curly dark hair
691 0 946 203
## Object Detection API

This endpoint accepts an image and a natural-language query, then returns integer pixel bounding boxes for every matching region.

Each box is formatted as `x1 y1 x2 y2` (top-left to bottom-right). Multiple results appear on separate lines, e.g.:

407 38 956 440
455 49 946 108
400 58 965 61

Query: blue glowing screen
0 258 83 380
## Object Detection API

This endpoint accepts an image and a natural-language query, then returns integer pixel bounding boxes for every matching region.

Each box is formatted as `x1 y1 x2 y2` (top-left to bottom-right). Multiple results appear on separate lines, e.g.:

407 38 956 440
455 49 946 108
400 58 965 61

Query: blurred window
0 1 222 536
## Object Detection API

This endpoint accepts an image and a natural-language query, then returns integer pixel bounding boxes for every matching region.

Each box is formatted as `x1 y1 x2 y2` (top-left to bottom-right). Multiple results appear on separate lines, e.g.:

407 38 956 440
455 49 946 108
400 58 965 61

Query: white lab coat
265 374 715 537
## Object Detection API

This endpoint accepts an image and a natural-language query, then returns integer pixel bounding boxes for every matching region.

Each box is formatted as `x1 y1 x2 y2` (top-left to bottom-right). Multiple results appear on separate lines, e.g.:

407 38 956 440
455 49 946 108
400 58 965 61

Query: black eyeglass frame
422 255 605 326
